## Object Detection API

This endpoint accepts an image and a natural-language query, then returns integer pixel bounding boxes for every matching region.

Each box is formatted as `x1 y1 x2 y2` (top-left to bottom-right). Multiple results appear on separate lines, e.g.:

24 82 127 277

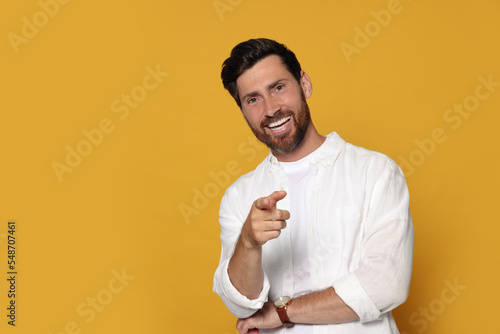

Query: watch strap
277 306 293 326
276 299 293 327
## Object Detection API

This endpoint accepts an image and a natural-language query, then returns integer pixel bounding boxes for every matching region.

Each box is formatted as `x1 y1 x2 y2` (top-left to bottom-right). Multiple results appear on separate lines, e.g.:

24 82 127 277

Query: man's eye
275 84 284 92
247 97 257 104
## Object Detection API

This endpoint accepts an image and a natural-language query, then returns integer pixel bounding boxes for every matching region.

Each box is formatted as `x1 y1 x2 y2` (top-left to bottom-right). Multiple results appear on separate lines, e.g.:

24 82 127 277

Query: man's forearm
227 236 264 300
227 191 289 300
287 287 359 324
235 287 360 333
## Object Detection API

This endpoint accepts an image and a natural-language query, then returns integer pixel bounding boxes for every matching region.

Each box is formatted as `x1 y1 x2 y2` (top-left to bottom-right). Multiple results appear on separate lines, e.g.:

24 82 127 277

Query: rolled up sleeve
213 259 270 318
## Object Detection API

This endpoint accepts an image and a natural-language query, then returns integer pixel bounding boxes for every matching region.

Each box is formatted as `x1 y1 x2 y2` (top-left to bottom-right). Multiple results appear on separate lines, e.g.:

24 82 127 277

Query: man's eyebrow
241 90 259 103
240 78 289 102
267 78 289 90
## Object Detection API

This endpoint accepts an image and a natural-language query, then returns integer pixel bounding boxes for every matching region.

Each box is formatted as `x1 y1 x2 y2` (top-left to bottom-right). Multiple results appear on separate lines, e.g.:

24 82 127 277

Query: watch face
274 296 291 307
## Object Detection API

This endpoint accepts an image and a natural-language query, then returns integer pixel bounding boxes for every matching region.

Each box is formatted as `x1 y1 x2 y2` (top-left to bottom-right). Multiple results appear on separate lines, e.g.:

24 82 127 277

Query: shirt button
280 187 284 191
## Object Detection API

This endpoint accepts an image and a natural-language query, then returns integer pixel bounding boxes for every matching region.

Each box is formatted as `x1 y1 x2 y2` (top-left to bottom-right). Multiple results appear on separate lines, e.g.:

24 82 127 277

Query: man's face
236 55 312 154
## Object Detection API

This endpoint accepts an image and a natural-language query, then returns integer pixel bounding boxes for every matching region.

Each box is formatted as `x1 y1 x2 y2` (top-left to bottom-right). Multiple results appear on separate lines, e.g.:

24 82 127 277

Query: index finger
254 190 287 210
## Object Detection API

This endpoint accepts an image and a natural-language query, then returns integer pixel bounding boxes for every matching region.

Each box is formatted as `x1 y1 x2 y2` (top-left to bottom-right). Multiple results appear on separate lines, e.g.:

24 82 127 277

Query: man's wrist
274 296 294 327
238 230 261 250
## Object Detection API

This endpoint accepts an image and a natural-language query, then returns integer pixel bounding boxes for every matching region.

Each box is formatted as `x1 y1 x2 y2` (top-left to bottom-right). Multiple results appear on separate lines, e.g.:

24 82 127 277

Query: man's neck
272 123 325 162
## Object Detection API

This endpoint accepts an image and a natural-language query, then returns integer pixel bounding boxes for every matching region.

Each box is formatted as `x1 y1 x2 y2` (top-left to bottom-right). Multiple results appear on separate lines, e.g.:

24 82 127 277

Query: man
213 38 413 334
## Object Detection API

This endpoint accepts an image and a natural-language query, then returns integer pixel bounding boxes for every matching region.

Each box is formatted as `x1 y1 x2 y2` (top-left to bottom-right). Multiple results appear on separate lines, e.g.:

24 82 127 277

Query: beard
247 93 311 154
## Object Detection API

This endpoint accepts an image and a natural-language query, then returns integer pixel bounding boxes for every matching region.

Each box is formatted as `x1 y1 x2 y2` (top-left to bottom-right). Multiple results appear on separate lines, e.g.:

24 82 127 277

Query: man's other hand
236 301 283 334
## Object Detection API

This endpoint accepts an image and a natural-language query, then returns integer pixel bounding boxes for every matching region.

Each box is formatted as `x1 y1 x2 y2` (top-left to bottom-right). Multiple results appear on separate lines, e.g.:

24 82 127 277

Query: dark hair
221 38 302 107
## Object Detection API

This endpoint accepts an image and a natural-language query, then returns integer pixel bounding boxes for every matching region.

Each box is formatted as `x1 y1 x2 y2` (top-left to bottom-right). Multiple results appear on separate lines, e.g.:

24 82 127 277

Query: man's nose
263 96 280 117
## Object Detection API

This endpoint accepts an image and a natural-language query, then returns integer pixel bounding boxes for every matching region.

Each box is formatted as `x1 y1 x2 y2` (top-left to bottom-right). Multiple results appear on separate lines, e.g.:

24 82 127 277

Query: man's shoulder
327 132 400 174
345 141 391 162
324 132 389 160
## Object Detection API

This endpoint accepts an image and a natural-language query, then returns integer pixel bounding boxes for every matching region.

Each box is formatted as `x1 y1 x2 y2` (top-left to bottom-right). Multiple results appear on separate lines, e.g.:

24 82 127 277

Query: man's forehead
236 55 293 94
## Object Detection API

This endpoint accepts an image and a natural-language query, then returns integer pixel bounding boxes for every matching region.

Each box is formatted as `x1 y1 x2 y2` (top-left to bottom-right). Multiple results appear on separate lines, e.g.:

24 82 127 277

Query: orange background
1 0 499 333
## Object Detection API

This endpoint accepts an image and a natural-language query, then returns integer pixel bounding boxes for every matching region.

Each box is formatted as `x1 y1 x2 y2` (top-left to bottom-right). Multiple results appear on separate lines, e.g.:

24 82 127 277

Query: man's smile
266 116 292 134
268 115 291 129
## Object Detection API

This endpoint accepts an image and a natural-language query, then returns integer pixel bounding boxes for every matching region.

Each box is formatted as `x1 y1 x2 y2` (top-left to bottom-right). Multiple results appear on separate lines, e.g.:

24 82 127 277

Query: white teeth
269 116 291 129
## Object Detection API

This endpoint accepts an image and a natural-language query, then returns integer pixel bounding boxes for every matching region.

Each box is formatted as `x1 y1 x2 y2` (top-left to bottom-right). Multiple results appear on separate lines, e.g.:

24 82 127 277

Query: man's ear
300 70 313 99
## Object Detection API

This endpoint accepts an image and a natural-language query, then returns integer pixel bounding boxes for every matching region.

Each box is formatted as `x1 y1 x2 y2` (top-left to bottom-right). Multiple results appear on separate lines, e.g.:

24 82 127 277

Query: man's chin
253 126 302 153
267 136 299 154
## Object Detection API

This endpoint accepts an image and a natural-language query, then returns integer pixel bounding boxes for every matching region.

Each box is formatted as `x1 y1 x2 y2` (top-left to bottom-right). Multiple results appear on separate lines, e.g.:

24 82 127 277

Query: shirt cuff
214 260 270 319
332 273 381 323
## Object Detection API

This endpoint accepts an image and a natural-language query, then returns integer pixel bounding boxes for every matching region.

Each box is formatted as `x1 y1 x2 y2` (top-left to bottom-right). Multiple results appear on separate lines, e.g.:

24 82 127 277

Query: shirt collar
266 132 345 170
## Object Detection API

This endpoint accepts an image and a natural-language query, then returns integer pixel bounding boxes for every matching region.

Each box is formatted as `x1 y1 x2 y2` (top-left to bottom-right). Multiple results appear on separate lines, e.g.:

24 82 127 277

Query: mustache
261 110 292 128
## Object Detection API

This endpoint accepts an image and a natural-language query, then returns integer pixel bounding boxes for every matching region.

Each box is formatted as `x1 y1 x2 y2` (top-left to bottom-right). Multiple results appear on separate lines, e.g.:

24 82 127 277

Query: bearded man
213 38 414 334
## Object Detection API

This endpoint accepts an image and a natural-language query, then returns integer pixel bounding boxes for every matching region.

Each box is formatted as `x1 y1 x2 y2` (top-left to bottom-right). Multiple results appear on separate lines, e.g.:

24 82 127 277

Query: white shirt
213 132 414 334
281 151 317 334
280 150 316 298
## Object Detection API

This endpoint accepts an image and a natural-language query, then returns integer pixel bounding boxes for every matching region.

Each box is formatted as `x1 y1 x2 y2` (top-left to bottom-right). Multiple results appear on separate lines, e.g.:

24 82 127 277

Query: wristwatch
274 296 294 327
